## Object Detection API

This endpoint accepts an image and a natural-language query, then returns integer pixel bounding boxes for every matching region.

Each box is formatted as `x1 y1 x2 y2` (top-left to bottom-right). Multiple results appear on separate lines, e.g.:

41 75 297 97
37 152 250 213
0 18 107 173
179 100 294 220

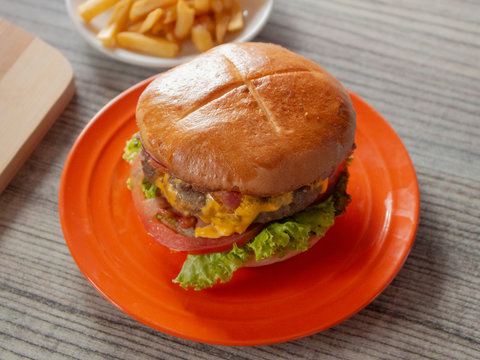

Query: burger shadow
252 208 448 356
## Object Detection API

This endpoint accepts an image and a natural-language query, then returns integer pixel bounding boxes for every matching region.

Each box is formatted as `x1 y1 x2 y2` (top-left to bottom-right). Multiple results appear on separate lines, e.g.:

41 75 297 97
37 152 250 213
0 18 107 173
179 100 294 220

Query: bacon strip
210 190 242 212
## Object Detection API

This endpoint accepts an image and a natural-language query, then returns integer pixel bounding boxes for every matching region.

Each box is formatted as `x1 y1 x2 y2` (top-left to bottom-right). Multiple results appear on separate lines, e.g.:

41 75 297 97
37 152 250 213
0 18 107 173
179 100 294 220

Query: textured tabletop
1 0 479 359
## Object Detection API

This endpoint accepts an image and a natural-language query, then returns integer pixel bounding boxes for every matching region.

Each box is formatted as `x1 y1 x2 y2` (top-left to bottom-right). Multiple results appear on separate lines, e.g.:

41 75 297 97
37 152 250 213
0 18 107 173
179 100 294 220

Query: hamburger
123 42 356 290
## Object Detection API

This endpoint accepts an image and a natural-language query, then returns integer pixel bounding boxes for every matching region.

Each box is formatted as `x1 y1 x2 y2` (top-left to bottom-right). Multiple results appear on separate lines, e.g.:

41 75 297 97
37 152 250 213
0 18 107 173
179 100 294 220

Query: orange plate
59 77 419 346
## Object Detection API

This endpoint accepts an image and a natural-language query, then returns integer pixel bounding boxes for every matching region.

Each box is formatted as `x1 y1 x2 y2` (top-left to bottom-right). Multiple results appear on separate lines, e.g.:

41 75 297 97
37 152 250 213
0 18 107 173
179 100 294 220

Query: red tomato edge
129 154 262 254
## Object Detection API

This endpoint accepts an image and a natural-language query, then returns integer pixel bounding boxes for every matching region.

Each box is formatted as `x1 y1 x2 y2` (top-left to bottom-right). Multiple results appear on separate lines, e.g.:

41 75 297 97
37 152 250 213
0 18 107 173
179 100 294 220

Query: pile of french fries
78 0 244 58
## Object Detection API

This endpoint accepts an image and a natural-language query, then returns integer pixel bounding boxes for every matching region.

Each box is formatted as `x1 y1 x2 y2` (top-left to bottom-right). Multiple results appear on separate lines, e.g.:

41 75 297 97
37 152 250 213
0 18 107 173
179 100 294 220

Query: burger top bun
136 42 356 197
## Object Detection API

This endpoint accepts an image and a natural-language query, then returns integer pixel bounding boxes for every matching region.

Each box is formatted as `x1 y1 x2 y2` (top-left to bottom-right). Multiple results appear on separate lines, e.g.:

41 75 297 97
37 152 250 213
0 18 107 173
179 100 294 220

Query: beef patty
141 150 326 224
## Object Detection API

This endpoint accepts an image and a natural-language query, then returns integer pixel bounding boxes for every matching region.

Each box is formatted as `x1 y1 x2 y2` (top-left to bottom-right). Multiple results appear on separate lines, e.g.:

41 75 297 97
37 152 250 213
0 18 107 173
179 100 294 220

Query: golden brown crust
136 42 356 196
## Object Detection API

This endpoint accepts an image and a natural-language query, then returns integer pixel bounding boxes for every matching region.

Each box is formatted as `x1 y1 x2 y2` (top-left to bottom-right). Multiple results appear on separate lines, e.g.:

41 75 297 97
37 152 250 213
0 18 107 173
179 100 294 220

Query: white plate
66 0 274 68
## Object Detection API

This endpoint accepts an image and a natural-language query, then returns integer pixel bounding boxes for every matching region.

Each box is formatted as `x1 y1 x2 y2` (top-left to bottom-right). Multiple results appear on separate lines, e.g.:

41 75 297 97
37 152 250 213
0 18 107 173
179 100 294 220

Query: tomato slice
129 155 262 254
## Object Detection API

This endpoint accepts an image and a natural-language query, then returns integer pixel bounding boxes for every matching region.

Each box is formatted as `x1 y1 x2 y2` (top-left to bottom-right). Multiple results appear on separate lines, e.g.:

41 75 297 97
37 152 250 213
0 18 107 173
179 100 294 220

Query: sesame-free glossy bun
136 42 356 196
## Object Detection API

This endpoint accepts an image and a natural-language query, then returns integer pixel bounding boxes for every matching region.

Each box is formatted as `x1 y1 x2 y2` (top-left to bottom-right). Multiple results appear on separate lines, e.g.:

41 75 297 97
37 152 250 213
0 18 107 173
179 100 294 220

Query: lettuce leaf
122 133 159 199
173 170 351 291
174 244 250 290
141 179 158 199
248 199 335 261
122 133 141 164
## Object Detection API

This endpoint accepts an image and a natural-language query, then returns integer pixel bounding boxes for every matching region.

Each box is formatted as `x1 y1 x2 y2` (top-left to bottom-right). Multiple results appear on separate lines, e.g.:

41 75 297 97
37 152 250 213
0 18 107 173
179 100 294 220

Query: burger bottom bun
243 236 320 267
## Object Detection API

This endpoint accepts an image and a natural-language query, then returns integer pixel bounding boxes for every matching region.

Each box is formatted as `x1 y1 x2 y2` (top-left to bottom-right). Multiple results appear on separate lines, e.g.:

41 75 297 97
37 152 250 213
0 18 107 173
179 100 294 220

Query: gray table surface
1 0 479 359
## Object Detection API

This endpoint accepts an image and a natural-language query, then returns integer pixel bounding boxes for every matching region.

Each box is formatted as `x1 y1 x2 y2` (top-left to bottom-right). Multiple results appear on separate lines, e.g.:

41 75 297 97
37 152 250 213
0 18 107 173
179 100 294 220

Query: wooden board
0 19 74 194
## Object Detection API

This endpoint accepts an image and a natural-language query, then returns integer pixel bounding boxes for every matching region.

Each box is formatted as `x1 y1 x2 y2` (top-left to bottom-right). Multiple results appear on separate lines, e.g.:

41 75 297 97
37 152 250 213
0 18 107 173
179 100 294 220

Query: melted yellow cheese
311 178 329 193
154 173 328 239
195 192 293 238
155 174 182 210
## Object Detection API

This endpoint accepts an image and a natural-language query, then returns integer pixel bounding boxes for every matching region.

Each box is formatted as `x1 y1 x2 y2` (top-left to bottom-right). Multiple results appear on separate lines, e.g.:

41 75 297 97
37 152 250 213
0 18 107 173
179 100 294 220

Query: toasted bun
137 42 356 196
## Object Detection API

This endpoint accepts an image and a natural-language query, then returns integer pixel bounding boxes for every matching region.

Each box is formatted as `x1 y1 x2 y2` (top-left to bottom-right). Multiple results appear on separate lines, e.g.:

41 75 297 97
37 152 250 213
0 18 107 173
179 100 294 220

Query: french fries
163 5 177 24
228 0 243 32
78 0 245 57
193 0 209 14
210 0 223 14
78 0 121 22
214 11 230 44
139 8 163 33
191 24 213 52
129 0 176 22
97 0 132 47
174 0 195 39
116 32 180 57
196 14 215 34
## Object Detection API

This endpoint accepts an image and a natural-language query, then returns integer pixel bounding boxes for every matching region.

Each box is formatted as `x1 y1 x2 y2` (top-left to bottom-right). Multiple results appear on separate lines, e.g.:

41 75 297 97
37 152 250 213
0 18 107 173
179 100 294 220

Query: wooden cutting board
0 19 75 194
